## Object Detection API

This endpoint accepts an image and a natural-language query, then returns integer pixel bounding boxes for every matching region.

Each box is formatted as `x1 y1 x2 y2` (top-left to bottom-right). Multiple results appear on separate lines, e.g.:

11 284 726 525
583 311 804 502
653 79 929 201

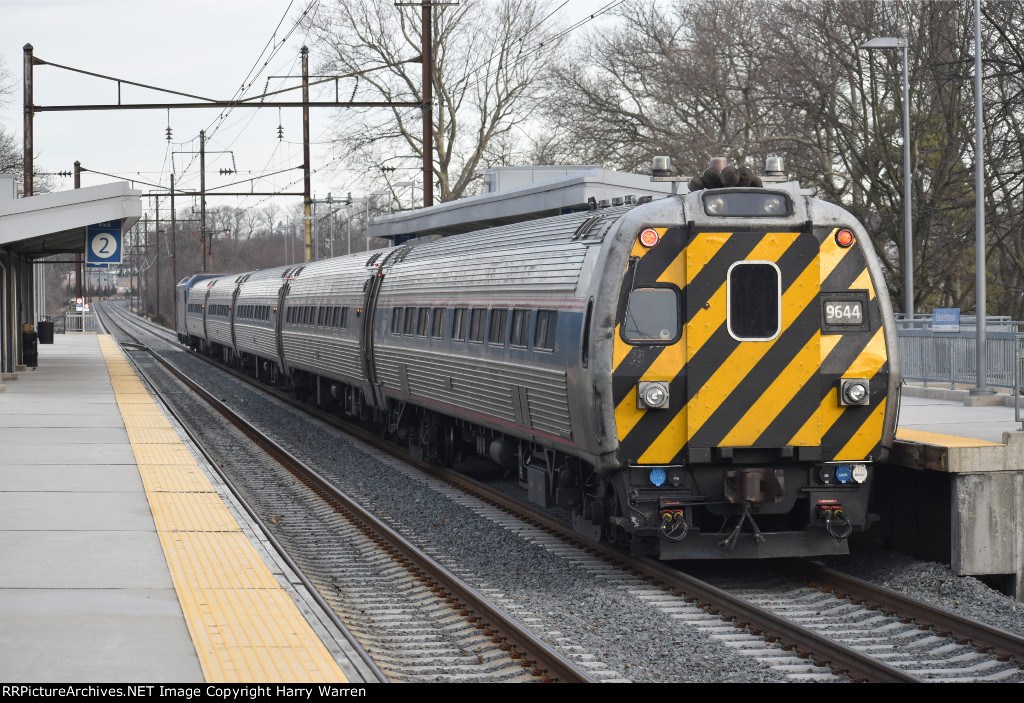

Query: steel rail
108 304 915 681
415 465 923 683
102 304 593 684
98 307 388 684
789 560 1024 665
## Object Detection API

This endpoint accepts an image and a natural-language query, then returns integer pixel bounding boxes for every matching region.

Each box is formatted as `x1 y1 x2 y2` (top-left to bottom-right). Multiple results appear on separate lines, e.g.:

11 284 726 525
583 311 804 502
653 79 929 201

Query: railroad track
101 304 1024 682
98 303 593 683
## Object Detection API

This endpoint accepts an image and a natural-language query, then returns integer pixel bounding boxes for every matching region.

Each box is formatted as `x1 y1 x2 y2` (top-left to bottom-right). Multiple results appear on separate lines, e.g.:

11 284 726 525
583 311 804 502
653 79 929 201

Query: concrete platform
0 335 203 682
889 387 1023 598
0 334 370 682
898 389 1022 444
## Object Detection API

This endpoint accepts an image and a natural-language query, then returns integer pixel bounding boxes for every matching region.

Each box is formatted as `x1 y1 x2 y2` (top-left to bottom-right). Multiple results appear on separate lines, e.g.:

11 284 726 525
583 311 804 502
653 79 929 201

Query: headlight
839 378 870 406
638 381 670 409
705 195 726 215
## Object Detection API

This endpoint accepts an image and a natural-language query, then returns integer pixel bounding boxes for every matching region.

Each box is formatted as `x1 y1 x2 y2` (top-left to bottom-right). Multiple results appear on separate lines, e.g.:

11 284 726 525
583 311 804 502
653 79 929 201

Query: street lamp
394 181 416 210
860 36 913 318
970 0 992 397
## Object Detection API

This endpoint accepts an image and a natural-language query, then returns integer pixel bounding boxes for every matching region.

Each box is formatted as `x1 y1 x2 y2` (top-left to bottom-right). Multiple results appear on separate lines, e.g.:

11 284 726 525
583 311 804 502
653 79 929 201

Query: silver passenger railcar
176 160 899 560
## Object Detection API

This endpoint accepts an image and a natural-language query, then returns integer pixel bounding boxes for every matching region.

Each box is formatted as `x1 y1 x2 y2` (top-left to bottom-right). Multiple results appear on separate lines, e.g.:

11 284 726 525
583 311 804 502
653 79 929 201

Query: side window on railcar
417 307 430 337
403 307 417 335
727 261 781 341
452 308 467 341
510 309 530 347
623 288 680 343
431 308 445 339
468 308 487 343
488 308 508 346
392 307 403 334
534 310 558 352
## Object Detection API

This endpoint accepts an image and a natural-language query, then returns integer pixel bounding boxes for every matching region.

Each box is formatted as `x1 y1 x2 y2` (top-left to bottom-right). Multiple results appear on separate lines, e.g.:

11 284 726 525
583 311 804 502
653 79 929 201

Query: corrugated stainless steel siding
281 331 362 382
235 322 277 360
375 345 571 439
385 224 592 296
206 318 232 347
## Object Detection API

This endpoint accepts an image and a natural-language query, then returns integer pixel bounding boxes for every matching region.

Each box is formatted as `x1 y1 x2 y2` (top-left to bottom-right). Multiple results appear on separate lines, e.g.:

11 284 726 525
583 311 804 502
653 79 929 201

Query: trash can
21 323 38 368
37 318 54 344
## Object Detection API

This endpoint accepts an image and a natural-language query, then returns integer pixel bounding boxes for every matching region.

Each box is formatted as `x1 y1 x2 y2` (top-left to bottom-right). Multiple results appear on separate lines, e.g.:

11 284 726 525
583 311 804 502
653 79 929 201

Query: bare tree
0 56 21 175
539 1 787 175
305 0 559 201
540 0 1006 316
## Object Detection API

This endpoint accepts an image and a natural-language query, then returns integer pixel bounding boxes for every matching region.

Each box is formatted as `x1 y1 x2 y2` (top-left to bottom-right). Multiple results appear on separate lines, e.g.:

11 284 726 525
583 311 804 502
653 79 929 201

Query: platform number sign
86 221 122 265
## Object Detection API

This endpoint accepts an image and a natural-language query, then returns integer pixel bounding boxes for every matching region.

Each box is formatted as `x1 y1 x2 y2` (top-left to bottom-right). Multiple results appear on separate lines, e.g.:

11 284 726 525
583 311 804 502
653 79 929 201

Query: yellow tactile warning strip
97 335 348 683
895 427 1004 448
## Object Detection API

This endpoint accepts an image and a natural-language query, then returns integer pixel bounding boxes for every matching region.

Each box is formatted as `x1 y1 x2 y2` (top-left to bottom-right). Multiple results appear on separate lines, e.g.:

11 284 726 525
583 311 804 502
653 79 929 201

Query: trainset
176 163 900 559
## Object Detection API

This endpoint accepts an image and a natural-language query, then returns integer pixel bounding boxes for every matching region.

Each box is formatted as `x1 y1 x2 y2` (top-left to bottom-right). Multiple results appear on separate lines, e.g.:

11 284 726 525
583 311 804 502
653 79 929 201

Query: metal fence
63 311 99 333
895 316 1024 426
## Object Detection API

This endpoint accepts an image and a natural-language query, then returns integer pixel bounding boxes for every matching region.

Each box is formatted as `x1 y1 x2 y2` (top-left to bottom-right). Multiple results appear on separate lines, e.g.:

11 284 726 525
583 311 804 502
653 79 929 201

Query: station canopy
0 175 141 257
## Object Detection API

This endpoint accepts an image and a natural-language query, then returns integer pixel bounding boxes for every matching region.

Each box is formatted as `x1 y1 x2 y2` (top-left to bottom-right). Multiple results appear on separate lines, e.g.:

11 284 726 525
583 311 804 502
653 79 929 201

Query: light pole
970 0 992 397
275 222 286 266
394 181 416 210
860 36 913 318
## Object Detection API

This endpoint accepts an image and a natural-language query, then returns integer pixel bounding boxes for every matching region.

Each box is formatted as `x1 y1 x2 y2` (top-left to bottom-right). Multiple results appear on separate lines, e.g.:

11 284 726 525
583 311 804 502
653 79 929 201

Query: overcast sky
1 0 619 216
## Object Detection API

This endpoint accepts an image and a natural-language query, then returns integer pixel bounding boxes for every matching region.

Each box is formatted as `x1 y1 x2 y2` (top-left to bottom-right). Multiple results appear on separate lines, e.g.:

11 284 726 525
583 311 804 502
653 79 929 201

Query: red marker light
639 228 660 247
836 229 855 247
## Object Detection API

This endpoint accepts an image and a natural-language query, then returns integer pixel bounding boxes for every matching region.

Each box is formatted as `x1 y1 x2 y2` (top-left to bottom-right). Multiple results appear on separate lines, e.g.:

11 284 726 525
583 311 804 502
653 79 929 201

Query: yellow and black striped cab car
590 178 899 558
178 159 899 560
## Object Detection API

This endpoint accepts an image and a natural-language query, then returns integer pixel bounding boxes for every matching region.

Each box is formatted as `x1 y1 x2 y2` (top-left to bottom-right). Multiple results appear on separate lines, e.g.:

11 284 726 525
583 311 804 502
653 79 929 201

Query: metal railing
892 317 1024 429
896 316 1024 427
1017 336 1024 428
63 310 99 333
898 328 1020 390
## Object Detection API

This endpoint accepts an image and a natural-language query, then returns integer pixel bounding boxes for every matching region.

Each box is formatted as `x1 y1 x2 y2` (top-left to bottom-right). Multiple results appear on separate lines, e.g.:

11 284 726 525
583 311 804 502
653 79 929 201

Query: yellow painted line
96 335 348 684
138 463 214 494
895 427 1004 448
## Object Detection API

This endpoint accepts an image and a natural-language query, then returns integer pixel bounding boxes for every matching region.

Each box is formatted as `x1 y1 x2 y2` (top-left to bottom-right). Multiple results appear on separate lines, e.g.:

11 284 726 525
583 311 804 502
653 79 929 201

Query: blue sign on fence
932 307 960 332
